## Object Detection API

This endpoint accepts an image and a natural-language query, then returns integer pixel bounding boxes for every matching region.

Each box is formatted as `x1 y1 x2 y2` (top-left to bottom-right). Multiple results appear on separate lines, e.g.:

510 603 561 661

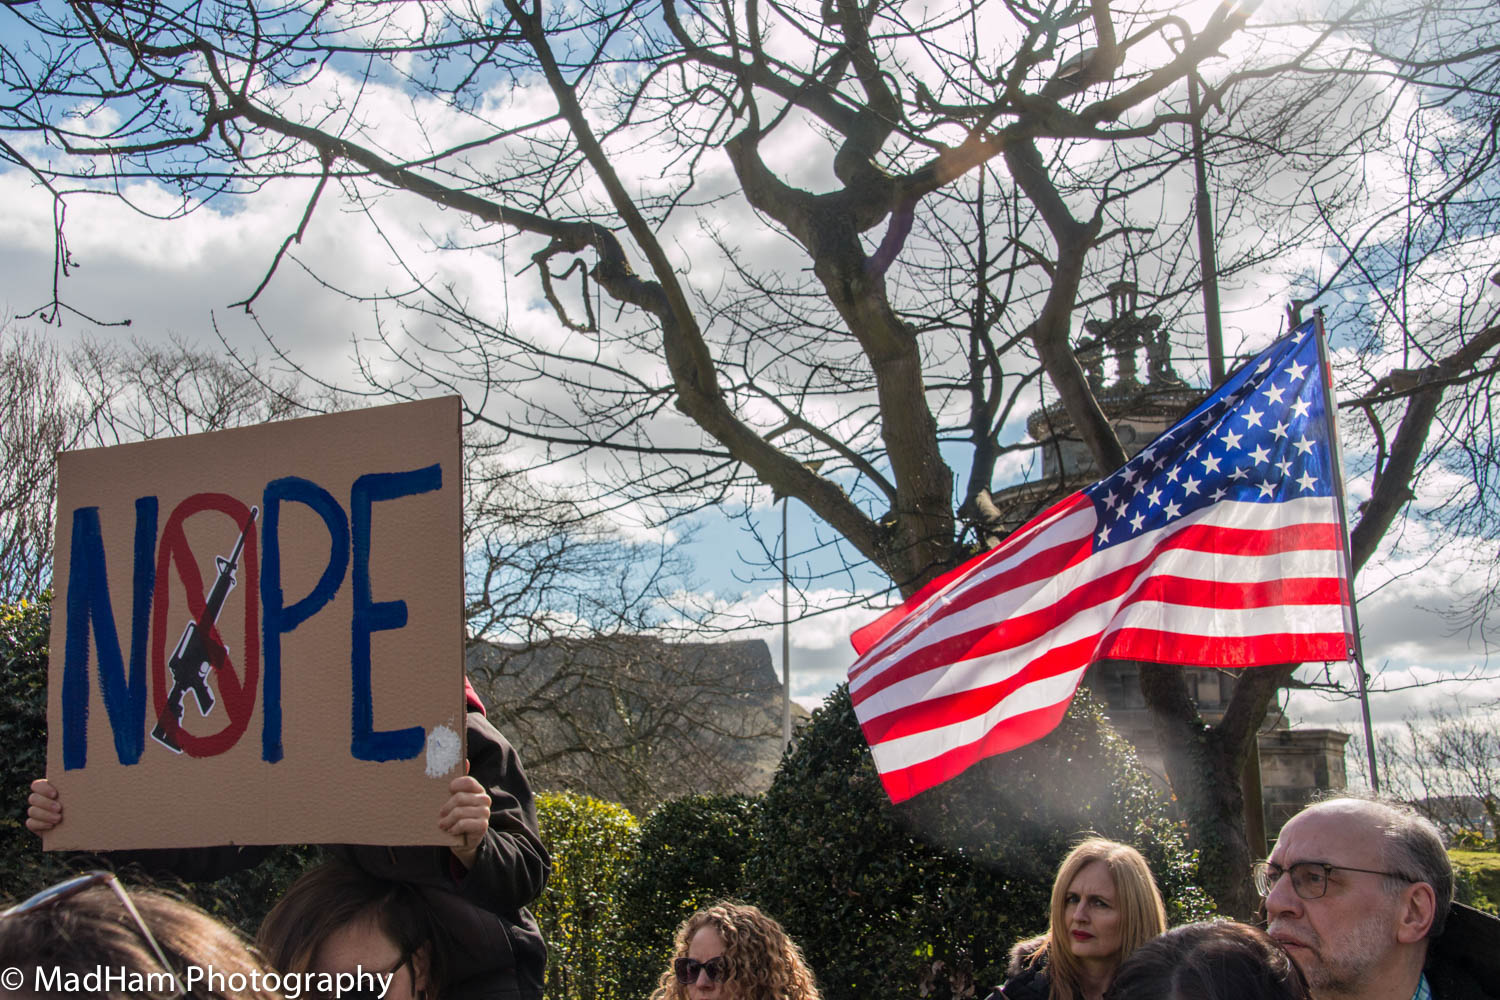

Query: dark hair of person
0 878 282 999
1103 921 1310 1000
256 860 448 994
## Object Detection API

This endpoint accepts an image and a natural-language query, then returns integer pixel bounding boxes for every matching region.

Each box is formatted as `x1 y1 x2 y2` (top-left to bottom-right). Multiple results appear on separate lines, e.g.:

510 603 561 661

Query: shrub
535 791 641 1000
618 794 760 998
750 684 1212 1000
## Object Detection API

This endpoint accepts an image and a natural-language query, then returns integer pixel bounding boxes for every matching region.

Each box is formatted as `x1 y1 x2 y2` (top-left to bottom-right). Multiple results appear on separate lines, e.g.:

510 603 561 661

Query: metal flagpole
1311 309 1380 790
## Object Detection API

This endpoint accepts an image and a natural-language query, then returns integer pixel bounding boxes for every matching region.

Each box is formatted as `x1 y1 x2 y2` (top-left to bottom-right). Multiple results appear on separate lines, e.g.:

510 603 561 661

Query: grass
1450 849 1500 914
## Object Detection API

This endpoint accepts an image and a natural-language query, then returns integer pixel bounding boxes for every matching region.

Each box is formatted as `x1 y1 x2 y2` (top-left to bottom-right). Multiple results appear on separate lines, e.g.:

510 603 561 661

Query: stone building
987 283 1348 847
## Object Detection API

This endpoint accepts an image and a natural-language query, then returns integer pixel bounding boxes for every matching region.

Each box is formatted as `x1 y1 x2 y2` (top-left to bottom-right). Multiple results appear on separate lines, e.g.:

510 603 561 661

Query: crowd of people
6 703 1496 1000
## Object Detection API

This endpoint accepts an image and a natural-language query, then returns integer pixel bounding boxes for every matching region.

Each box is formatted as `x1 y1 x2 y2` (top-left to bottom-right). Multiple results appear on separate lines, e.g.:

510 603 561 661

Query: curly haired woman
650 902 821 1000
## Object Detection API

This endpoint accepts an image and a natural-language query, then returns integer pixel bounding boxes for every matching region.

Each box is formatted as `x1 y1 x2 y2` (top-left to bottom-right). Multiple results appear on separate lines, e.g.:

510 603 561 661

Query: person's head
1042 839 1167 996
649 902 820 1000
1260 794 1450 998
1104 921 1310 1000
257 861 445 1000
0 870 282 999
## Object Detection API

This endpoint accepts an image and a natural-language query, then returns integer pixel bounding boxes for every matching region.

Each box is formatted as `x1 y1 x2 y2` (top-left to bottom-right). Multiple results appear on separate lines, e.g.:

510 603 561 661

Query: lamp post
781 494 791 752
777 461 823 753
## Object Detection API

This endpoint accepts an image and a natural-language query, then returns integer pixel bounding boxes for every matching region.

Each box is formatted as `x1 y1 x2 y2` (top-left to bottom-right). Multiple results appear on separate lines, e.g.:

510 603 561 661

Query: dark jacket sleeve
334 710 549 907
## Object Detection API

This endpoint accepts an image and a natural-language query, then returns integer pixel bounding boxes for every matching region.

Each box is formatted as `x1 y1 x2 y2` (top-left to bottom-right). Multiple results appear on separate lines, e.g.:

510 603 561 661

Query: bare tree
0 326 94 603
4 0 1500 913
1348 702 1500 843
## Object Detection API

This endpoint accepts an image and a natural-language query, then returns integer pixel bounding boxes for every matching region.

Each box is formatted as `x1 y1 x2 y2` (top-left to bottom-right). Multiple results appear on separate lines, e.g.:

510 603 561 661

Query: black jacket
1425 903 1500 1000
985 936 1050 1000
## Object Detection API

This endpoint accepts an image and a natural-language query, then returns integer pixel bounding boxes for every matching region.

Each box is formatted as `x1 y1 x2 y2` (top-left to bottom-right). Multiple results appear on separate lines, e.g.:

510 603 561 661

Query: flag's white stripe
1102 597 1348 641
866 665 1090 773
1117 539 1342 586
851 496 1339 694
853 604 1110 720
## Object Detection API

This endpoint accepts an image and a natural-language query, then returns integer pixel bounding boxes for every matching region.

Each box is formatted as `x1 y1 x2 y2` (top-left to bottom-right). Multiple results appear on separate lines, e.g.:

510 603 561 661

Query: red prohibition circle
150 493 260 758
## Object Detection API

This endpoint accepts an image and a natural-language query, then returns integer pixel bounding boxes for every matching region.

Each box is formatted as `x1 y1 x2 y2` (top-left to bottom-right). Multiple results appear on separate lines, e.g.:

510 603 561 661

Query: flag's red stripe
1099 628 1349 666
873 696 1079 805
1122 574 1344 610
857 635 1097 745
849 496 1091 659
1164 520 1342 556
850 519 1339 705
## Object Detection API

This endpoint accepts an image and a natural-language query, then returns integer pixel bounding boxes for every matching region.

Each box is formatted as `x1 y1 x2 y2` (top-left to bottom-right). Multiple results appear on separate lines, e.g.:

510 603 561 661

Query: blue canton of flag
1085 323 1334 549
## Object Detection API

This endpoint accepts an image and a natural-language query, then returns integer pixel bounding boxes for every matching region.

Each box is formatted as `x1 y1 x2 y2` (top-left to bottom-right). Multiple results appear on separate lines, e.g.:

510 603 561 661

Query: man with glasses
1255 795 1490 1000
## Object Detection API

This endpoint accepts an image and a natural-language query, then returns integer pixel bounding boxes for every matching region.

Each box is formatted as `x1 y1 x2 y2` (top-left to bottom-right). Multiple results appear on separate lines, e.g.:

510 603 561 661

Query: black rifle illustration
151 506 259 753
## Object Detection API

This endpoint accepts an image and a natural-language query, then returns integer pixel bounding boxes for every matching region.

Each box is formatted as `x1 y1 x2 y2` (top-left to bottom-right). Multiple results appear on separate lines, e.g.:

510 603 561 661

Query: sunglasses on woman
2 870 184 996
674 955 730 984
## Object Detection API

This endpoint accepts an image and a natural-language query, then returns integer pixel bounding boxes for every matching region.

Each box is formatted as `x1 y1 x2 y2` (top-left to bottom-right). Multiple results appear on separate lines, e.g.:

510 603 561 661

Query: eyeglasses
1 870 184 995
674 955 730 985
1252 860 1415 900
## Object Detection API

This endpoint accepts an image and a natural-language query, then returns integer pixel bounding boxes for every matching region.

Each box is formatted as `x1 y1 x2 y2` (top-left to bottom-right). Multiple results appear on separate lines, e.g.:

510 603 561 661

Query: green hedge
618 794 760 998
750 684 1213 1000
535 791 642 1000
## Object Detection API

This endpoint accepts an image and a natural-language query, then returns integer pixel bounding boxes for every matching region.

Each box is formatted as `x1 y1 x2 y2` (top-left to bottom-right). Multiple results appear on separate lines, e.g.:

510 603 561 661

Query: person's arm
446 710 550 909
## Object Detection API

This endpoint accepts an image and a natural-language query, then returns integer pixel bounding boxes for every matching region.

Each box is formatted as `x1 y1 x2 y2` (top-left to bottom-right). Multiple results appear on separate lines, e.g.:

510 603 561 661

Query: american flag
847 320 1354 804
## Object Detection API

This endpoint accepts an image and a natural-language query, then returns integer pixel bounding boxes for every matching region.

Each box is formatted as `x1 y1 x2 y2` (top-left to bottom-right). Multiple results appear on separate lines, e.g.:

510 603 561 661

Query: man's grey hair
1307 791 1454 938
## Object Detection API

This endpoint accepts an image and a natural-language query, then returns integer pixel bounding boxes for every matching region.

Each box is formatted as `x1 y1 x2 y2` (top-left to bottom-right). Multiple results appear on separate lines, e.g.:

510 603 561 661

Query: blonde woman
650 902 821 1000
994 839 1168 1000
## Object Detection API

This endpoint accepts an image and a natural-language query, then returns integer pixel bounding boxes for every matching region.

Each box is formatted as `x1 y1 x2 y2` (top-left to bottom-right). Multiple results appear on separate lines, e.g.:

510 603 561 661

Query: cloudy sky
3 0 1495 767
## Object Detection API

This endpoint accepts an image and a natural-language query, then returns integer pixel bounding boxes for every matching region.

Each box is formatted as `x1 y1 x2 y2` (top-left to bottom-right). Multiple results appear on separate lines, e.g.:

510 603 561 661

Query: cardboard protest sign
45 396 464 850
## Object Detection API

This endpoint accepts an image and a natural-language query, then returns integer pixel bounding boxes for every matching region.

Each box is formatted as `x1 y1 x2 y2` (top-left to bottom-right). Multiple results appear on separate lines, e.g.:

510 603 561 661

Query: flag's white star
1285 360 1309 382
1210 487 1227 501
1187 442 1202 459
1230 466 1250 481
1130 512 1145 532
1122 468 1139 486
1290 399 1311 419
1263 384 1287 405
1222 429 1243 450
1243 406 1265 428
1293 435 1315 456
1296 471 1318 492
1182 475 1202 496
1201 454 1222 474
1098 525 1111 543
1102 489 1118 507
1147 486 1163 507
1256 357 1274 374
1166 465 1182 483
1164 500 1182 519
1275 458 1293 477
1270 420 1289 440
1257 480 1277 498
1249 444 1271 464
